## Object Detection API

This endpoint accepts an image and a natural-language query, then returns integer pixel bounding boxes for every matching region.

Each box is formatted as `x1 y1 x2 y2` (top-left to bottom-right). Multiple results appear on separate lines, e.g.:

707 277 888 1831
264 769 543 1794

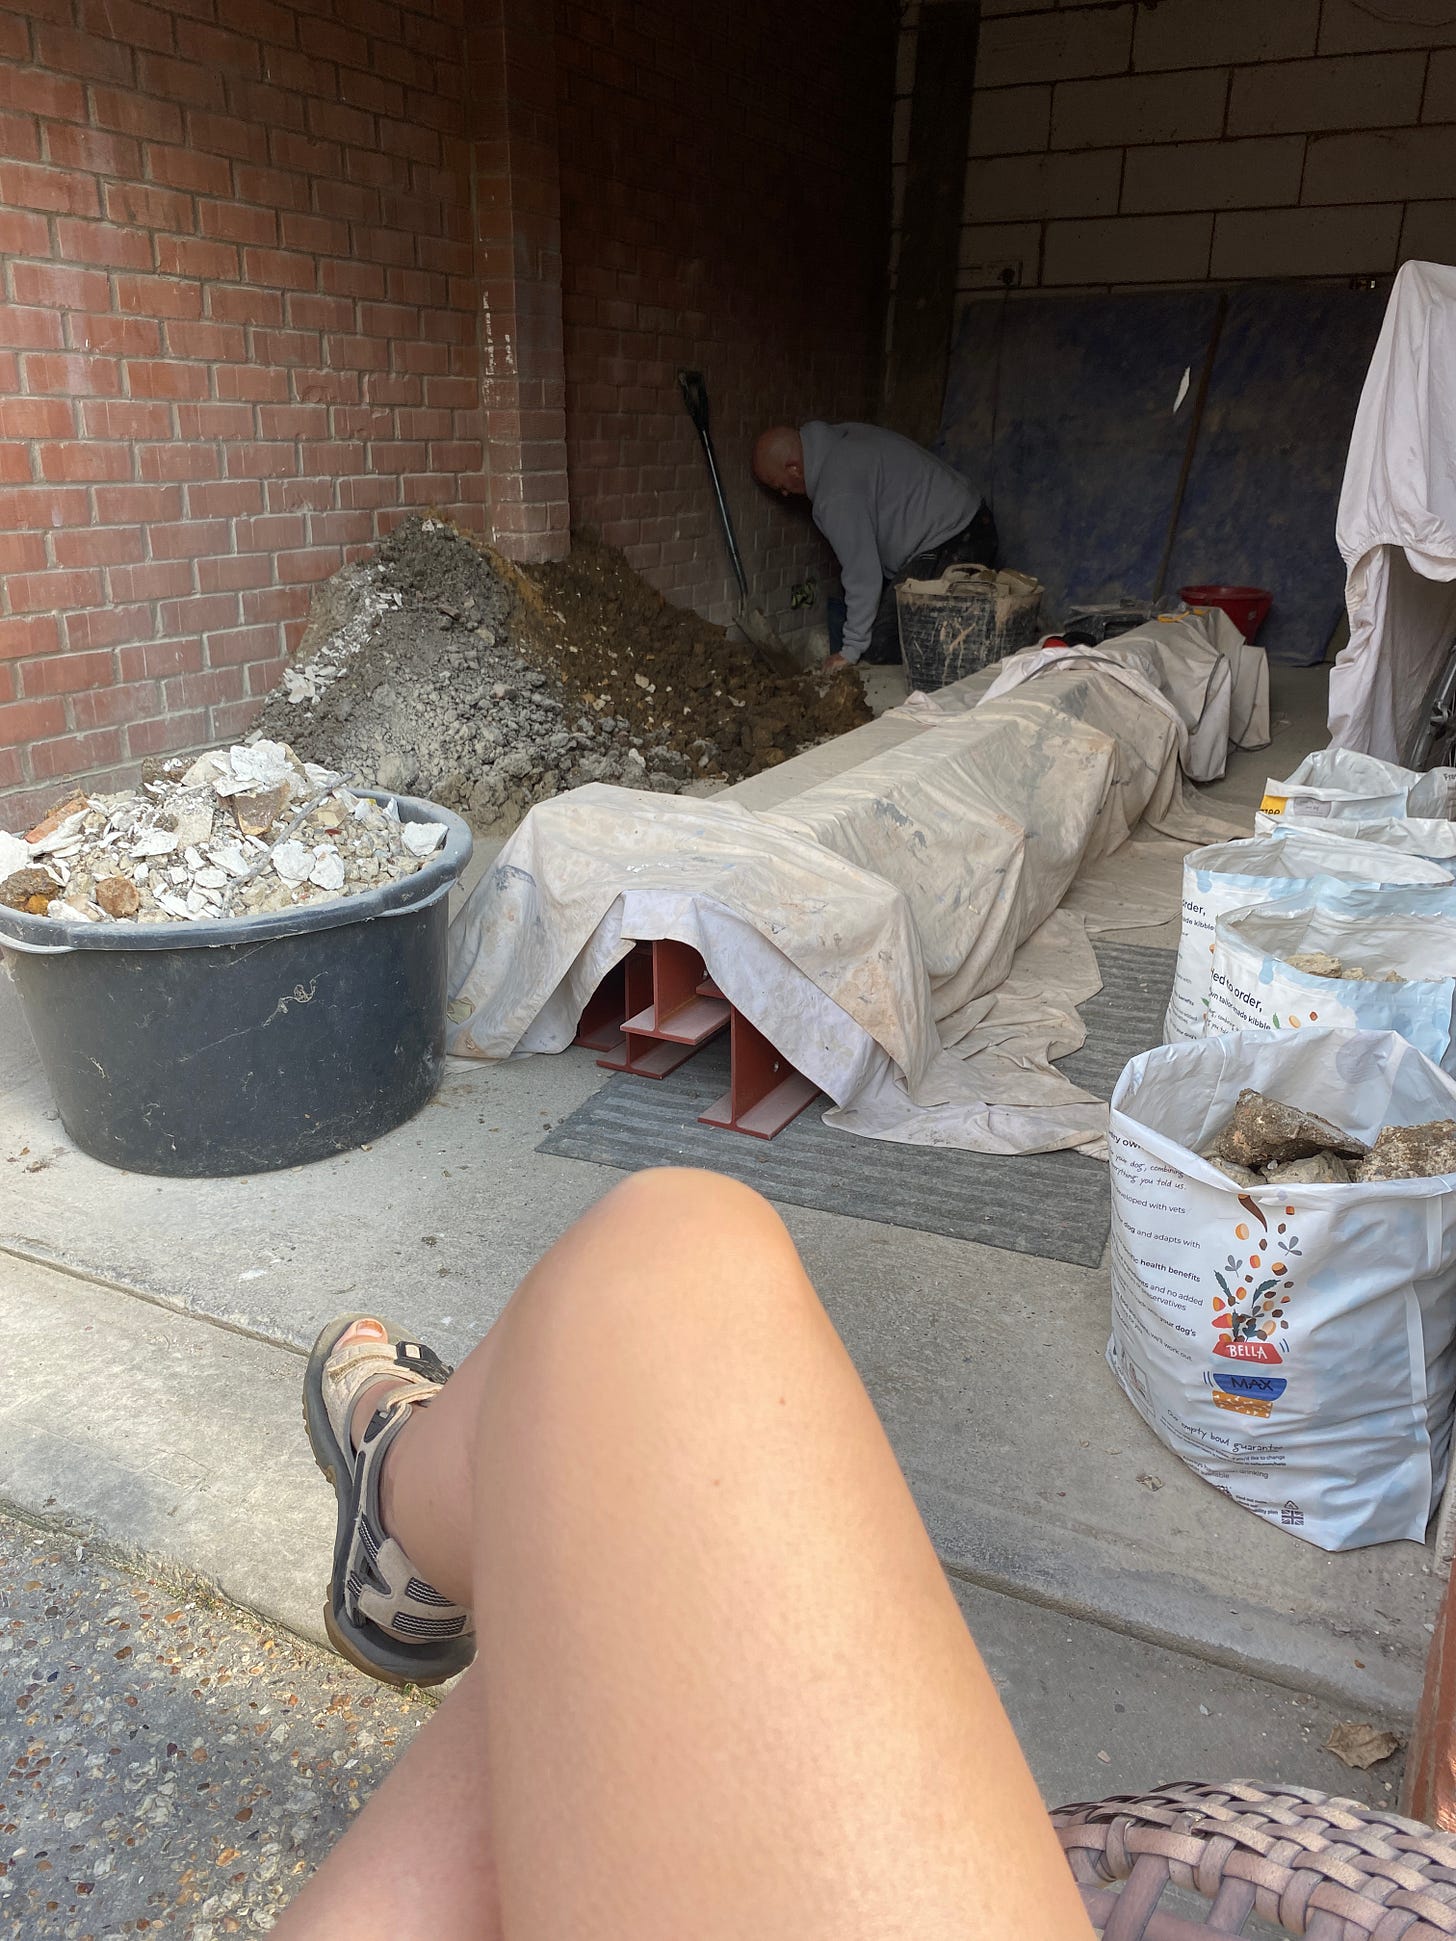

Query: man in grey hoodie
752 421 995 670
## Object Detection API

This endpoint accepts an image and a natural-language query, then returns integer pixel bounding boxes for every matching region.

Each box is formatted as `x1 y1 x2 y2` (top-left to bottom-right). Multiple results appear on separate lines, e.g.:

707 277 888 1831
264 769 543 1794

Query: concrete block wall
555 0 892 628
891 0 1456 300
0 0 488 828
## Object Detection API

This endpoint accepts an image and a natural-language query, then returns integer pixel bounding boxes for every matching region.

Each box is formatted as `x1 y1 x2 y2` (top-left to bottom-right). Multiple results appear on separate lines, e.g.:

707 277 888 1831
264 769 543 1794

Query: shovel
677 369 799 677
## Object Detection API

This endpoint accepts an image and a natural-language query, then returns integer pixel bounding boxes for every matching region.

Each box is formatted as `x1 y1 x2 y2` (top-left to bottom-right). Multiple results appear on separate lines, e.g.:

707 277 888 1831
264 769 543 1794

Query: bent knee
599 1165 782 1234
560 1168 813 1332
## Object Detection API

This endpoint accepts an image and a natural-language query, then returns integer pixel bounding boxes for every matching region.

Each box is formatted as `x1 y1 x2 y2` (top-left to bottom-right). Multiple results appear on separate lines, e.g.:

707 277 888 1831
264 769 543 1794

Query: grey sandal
304 1314 475 1688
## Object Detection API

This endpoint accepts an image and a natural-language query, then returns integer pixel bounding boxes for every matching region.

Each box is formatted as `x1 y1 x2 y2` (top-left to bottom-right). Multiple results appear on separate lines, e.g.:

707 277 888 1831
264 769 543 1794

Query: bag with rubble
1166 829 1453 1041
1107 1026 1456 1550
1208 896 1456 1072
1260 747 1456 821
1254 811 1456 860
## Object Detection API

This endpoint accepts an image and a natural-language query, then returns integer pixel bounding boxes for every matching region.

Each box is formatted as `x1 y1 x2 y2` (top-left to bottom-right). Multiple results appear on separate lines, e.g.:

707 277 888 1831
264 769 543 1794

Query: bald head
752 425 806 497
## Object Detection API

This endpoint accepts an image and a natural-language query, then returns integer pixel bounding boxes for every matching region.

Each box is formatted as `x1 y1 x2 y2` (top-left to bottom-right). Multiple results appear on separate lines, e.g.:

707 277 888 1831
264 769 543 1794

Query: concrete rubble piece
1204 1090 1456 1185
1209 1088 1370 1169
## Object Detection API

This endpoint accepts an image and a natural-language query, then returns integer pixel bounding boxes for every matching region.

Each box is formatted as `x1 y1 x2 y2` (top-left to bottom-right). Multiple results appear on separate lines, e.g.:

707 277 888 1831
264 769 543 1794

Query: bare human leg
273 1169 1092 1941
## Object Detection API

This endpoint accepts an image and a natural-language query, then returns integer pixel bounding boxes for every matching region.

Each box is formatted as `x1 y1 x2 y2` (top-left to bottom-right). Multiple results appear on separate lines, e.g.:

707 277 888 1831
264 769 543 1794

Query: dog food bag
1166 830 1450 1042
1254 812 1456 861
1209 899 1456 1071
1260 748 1456 821
1108 1026 1456 1550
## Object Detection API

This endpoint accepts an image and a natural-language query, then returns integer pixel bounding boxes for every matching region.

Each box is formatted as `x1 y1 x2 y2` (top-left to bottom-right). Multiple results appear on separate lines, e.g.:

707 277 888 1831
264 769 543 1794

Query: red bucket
1180 583 1272 642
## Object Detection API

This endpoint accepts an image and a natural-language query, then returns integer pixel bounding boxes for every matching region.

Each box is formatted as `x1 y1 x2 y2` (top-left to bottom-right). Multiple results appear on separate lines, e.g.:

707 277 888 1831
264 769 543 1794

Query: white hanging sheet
1330 259 1456 761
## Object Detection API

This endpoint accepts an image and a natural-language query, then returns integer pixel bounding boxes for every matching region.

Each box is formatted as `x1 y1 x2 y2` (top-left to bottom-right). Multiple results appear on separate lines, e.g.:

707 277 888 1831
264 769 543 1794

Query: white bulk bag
1261 747 1456 821
1254 811 1456 860
1166 831 1452 1042
1108 1027 1456 1550
1208 900 1456 1071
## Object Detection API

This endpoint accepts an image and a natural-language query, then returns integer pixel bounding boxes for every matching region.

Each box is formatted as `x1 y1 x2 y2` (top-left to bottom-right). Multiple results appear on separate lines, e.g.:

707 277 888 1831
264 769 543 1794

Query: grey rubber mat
537 944 1177 1266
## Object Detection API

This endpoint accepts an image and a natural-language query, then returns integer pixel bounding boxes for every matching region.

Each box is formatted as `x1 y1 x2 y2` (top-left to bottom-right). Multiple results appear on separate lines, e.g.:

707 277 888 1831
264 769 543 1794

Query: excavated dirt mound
255 516 868 835
518 538 869 774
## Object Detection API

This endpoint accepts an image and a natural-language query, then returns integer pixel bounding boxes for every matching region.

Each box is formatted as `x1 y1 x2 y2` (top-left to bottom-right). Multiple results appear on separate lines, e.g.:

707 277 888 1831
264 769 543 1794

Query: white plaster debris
278 561 401 709
1 737 450 927
307 847 346 892
401 821 446 857
270 840 313 887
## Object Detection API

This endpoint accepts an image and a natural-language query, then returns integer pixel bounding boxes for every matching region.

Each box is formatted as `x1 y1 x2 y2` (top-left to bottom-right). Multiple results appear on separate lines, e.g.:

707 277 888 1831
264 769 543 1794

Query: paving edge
2 1238 1429 1723
921 1478 1427 1724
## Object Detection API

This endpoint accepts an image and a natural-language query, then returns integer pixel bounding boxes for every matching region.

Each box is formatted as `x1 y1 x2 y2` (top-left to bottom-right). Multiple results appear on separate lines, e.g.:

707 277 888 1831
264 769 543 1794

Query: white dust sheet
447 656 1247 1158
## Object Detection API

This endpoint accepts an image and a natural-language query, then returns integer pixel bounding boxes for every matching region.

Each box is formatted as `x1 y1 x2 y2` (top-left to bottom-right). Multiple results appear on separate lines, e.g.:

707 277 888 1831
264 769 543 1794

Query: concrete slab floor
0 1262 1407 1829
1 654 1437 1756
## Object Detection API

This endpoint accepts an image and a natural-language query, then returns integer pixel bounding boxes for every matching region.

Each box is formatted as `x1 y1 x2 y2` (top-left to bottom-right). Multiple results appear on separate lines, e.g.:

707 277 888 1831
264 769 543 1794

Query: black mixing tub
0 791 472 1177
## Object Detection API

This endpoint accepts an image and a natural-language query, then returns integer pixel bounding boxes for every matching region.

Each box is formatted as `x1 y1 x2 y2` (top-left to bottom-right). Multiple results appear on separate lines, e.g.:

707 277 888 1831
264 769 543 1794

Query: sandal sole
303 1314 474 1690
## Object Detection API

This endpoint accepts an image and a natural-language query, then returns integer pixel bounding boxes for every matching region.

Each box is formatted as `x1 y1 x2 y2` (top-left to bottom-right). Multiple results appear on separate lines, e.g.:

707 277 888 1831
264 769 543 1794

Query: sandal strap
320 1334 454 1453
343 1391 472 1649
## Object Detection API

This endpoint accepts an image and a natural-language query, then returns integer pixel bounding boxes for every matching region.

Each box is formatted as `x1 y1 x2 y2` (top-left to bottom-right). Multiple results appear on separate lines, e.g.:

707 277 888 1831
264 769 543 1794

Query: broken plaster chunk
208 843 251 878
130 827 178 858
213 738 300 798
182 749 232 791
1262 1150 1352 1186
401 820 446 857
28 808 89 856
271 839 313 886
1353 1121 1456 1182
0 831 28 879
170 794 217 848
1210 1089 1368 1170
307 848 346 892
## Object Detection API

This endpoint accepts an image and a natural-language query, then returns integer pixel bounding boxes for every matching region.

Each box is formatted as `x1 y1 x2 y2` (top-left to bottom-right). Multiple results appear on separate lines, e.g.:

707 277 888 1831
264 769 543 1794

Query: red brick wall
555 0 894 630
0 0 484 829
2 0 894 826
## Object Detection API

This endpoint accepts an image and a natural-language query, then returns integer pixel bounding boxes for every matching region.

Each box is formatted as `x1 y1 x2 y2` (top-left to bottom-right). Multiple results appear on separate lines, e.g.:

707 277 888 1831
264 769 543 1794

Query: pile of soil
255 516 868 835
520 539 869 775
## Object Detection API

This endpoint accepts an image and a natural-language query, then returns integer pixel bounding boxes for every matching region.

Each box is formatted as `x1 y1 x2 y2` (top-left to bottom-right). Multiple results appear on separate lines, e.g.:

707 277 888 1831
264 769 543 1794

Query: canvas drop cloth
447 655 1244 1156
897 609 1268 778
1330 259 1456 762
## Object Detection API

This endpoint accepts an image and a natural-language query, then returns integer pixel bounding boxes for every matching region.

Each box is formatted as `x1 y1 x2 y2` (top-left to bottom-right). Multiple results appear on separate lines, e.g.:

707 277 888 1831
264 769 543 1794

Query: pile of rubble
253 517 868 835
1202 1088 1456 1186
0 739 445 926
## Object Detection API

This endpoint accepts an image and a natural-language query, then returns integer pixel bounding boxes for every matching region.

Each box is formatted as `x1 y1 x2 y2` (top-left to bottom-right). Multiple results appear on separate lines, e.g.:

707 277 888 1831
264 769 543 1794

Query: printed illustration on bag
1267 1005 1321 1030
1204 1193 1300 1419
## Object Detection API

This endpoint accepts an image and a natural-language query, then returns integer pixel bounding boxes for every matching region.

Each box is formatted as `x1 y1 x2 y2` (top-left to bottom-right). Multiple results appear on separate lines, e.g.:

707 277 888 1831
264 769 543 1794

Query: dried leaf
1325 1721 1401 1769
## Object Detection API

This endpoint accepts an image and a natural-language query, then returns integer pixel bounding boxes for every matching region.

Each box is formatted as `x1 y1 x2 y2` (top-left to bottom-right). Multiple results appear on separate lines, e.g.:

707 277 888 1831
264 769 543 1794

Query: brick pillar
466 0 570 564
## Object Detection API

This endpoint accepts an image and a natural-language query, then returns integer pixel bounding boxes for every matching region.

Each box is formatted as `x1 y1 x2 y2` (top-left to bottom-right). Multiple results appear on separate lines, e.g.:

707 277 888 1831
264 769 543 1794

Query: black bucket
0 791 472 1177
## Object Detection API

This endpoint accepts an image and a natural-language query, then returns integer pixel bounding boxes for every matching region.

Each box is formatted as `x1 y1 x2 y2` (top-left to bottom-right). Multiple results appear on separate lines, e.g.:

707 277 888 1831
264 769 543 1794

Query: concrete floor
0 657 1425 1817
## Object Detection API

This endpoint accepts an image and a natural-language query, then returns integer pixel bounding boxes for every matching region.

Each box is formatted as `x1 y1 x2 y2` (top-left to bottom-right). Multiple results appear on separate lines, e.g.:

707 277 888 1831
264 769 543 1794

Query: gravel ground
0 1514 430 1937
